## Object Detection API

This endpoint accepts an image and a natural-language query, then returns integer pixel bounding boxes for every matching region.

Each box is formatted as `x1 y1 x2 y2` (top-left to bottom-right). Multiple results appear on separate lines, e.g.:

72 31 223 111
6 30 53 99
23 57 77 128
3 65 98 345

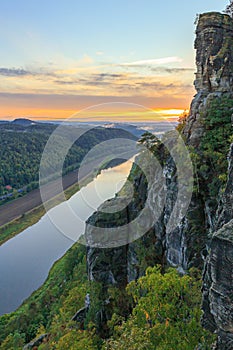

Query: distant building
5 185 12 190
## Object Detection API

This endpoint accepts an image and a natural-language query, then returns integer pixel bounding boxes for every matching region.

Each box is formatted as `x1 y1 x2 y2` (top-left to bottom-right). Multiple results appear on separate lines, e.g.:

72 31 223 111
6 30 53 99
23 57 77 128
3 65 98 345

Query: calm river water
0 160 133 315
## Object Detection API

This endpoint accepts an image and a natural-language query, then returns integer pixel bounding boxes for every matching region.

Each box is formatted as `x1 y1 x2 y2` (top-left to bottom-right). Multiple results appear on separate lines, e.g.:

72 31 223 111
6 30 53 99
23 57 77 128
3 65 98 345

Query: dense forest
0 120 136 202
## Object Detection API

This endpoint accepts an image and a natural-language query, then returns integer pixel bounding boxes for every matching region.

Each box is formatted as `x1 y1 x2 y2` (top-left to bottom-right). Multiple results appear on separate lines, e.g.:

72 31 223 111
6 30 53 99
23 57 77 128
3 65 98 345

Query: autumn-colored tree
176 110 189 133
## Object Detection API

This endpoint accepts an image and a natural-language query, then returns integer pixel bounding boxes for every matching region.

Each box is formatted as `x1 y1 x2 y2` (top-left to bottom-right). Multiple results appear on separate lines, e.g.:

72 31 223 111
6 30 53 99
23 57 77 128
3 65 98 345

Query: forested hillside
0 121 136 201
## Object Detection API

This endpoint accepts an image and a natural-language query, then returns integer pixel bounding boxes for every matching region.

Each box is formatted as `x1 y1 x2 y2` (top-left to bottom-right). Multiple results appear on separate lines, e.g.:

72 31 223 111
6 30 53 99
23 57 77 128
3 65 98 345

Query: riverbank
0 240 88 345
0 174 82 247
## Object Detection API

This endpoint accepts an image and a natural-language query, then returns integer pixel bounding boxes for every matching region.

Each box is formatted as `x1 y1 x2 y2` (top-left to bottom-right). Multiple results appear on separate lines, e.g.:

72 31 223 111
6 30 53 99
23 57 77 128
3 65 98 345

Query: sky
0 0 229 122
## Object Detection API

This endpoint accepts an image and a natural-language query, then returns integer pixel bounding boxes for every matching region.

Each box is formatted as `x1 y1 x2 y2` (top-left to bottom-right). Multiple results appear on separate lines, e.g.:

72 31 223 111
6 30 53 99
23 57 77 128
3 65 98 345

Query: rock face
195 12 233 93
85 11 233 276
85 11 233 346
86 165 164 288
202 144 233 349
180 13 233 348
216 144 233 229
202 220 233 349
23 334 48 349
183 12 233 147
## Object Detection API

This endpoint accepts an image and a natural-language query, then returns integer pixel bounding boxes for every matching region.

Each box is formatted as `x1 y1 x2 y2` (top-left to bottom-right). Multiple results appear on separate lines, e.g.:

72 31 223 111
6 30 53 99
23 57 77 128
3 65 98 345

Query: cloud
0 57 94 81
152 67 195 74
54 80 79 85
0 68 32 77
91 73 124 81
136 81 192 92
54 73 125 86
121 56 183 66
83 73 126 86
0 67 57 79
0 61 195 108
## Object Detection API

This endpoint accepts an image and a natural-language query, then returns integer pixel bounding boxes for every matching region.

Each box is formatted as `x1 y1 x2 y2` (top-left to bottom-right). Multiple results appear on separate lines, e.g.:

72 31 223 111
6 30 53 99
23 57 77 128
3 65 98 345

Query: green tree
199 96 233 198
55 330 99 350
103 266 215 349
0 332 24 350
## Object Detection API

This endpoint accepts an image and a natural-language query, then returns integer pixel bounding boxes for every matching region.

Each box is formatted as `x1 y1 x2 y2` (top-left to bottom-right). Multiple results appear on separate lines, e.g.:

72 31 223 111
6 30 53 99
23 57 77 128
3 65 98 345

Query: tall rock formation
216 144 233 228
202 143 233 349
85 12 233 347
184 12 233 147
186 12 233 350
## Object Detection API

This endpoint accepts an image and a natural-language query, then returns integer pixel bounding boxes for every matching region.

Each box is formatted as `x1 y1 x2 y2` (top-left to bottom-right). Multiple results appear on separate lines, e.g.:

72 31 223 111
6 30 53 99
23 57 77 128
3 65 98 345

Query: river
0 160 133 315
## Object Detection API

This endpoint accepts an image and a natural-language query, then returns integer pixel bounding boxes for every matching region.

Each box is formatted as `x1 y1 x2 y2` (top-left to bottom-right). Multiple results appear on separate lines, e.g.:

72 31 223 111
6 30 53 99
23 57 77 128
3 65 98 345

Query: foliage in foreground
0 258 215 349
0 243 89 348
103 267 215 350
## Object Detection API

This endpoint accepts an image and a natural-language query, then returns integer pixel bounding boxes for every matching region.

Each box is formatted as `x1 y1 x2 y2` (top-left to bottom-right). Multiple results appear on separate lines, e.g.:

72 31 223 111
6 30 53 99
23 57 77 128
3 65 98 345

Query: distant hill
11 118 36 126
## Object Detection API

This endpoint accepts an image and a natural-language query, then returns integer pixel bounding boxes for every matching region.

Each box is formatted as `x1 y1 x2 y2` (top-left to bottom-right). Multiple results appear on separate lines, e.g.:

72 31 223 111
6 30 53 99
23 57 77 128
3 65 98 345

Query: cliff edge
84 12 233 347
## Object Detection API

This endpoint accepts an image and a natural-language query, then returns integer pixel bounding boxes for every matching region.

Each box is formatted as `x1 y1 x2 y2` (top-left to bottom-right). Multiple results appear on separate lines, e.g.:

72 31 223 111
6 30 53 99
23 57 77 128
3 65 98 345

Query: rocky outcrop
86 178 138 288
202 220 233 349
195 13 233 93
86 166 164 288
86 11 233 281
85 11 233 345
71 306 88 323
202 143 233 349
181 13 233 348
183 12 233 147
23 334 48 349
216 144 233 229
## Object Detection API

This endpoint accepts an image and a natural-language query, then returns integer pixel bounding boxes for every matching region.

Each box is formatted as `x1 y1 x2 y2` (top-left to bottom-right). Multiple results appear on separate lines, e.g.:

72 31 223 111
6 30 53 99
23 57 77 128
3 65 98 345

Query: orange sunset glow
0 86 194 122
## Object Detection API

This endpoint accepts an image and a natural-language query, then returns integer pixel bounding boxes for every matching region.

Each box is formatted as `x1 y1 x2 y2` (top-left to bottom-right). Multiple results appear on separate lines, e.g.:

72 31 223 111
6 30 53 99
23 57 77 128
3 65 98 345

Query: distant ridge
11 118 36 126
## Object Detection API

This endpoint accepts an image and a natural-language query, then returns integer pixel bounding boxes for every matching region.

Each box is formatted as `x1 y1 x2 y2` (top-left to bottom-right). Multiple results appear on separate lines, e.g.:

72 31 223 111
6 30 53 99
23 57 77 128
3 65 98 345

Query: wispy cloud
152 67 195 74
0 67 57 78
0 68 32 77
54 73 125 86
0 58 195 117
121 56 183 66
